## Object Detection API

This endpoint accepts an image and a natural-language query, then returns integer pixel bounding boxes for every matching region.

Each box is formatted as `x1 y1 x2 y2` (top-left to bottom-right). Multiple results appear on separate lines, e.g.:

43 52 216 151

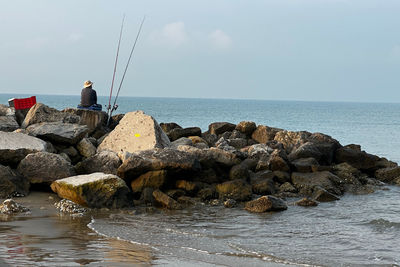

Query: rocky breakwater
1 103 399 214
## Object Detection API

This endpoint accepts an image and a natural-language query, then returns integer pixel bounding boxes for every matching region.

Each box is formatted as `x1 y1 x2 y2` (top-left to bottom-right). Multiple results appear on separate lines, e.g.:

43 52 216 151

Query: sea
0 94 399 266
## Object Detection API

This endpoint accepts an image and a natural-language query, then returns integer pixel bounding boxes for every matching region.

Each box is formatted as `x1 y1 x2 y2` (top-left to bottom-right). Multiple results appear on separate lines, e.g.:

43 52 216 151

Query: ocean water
1 94 400 266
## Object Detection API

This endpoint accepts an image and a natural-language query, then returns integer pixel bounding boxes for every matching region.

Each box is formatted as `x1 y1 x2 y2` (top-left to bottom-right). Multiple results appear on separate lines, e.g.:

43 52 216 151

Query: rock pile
1 103 399 213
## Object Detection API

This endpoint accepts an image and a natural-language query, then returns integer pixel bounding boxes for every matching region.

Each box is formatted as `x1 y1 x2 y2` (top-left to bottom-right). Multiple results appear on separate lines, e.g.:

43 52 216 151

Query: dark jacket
80 87 97 107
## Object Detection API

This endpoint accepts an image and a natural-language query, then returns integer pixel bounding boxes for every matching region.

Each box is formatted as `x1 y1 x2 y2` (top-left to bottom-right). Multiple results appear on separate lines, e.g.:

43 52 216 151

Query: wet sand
0 192 155 267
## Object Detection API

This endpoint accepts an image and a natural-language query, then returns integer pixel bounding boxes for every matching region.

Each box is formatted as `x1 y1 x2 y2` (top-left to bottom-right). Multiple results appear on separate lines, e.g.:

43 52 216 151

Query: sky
0 0 400 102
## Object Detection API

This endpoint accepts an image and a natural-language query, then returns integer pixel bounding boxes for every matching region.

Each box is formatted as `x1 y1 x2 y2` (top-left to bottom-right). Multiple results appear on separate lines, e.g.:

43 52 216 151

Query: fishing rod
106 14 125 126
107 15 146 126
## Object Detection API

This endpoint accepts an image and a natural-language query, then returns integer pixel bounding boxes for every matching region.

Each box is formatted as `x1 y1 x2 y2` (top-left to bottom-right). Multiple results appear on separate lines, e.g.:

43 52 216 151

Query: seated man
78 80 102 111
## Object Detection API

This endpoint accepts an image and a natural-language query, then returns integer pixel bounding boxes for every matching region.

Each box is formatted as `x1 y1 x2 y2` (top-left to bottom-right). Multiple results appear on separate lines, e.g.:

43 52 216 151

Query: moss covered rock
51 172 131 208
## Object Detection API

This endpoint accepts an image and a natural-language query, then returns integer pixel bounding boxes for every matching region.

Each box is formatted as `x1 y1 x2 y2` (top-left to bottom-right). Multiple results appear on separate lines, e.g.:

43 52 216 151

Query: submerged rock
54 199 87 214
50 172 131 208
152 189 182 209
0 132 49 166
98 110 170 154
295 197 318 207
0 199 30 214
245 196 287 213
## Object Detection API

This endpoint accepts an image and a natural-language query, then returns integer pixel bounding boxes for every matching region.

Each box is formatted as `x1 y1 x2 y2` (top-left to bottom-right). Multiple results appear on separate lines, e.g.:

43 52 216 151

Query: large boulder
98 111 170 154
117 148 200 180
0 116 19 132
245 196 287 213
251 125 282 144
335 145 379 171
17 152 75 183
62 108 107 132
26 122 89 145
0 164 29 197
0 132 49 166
50 172 131 208
21 103 79 128
291 171 343 196
160 122 182 133
216 179 252 201
208 122 236 135
75 151 121 175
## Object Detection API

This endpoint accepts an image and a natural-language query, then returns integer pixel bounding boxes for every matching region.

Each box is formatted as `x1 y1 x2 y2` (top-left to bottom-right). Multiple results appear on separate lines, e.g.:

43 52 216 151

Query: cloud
209 30 232 50
24 37 50 49
67 33 84 43
150 21 188 47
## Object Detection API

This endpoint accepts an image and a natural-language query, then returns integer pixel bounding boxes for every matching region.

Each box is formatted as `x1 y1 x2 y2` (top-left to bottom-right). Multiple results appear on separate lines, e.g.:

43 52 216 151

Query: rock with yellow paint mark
97 110 171 154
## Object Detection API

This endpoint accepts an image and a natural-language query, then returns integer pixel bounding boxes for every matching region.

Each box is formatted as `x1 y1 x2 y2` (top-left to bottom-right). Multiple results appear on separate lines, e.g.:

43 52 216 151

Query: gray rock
335 145 379 171
62 108 107 133
26 122 89 145
117 148 200 180
279 182 297 193
75 150 121 175
291 157 319 173
77 138 97 158
167 127 201 141
98 110 170 154
291 171 342 196
170 137 193 148
0 116 19 132
0 132 49 166
0 164 29 197
245 196 287 213
51 172 131 208
17 152 75 184
22 103 80 128
312 187 340 202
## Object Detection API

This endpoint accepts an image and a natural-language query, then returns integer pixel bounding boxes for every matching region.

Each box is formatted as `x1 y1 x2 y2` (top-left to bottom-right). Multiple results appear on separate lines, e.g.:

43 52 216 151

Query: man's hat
84 80 93 88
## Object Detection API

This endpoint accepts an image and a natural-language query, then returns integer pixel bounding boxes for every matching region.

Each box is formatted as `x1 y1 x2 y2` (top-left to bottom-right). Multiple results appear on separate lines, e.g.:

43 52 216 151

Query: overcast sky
1 0 400 102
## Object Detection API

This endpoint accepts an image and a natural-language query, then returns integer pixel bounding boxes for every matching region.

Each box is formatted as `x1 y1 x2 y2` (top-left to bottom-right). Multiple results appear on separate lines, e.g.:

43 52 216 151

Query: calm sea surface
0 94 399 266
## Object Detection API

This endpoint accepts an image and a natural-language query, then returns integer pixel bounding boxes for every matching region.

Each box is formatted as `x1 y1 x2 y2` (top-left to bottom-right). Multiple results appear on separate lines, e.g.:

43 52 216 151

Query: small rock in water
295 197 319 207
0 199 30 214
54 199 87 214
209 199 221 206
224 199 237 208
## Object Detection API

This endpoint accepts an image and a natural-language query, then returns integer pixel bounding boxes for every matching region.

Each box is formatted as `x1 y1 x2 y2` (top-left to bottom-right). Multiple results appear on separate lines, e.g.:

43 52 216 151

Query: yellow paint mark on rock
134 133 141 137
